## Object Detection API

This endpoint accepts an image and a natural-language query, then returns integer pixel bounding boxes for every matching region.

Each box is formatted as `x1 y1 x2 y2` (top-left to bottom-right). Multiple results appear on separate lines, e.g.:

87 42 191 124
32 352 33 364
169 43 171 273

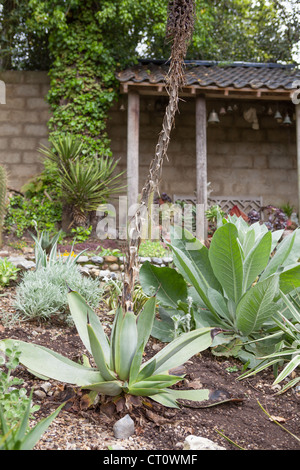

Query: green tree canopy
0 0 299 156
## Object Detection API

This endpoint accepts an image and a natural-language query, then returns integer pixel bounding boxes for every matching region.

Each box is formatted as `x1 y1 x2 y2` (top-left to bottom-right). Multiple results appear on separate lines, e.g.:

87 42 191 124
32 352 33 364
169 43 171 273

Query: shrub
0 259 19 288
14 261 102 323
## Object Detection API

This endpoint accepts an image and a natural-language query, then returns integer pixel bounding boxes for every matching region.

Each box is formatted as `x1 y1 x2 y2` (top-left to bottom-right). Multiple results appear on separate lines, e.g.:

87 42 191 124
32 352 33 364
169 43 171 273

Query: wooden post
296 104 300 216
127 91 140 210
195 94 207 241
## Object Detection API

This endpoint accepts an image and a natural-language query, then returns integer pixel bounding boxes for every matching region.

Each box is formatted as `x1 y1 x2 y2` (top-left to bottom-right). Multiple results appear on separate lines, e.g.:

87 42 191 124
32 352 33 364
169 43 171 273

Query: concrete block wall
108 96 297 209
0 71 50 190
0 71 297 211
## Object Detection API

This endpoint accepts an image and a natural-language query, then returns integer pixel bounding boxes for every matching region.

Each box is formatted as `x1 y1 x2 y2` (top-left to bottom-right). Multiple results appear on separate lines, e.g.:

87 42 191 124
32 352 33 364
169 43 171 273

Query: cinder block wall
107 96 297 209
0 72 297 211
0 71 50 190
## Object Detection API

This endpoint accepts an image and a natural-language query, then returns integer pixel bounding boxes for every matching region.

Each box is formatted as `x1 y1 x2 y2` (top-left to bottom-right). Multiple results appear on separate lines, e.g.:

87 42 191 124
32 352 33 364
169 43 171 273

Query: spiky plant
39 135 124 228
122 0 196 312
0 164 7 247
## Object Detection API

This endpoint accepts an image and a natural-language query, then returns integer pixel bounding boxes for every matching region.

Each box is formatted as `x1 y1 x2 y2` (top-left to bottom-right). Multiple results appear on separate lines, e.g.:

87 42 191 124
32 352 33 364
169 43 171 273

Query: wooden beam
296 104 300 215
127 91 140 210
195 95 207 241
120 81 293 101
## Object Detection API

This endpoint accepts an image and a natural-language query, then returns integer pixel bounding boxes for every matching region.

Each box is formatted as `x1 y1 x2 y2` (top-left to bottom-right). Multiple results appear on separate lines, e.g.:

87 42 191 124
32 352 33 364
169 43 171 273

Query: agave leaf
110 304 123 371
68 291 110 363
130 374 183 390
129 297 156 384
87 324 116 381
115 311 138 381
80 380 123 396
236 275 279 336
127 387 163 397
140 327 213 376
0 339 104 386
209 223 243 303
148 391 180 408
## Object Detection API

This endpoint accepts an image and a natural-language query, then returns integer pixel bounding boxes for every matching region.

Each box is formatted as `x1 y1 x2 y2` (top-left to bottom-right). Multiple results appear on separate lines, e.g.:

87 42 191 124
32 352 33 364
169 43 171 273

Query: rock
139 257 151 263
76 256 89 264
89 256 104 265
113 414 135 439
151 257 163 265
162 256 173 264
183 435 226 451
40 382 52 394
34 390 46 400
78 267 90 276
104 255 119 263
8 257 36 270
109 263 120 272
99 270 117 280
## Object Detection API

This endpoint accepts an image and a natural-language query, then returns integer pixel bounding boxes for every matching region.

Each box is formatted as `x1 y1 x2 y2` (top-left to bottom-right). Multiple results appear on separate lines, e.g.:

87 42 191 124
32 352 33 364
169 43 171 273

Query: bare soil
0 236 299 451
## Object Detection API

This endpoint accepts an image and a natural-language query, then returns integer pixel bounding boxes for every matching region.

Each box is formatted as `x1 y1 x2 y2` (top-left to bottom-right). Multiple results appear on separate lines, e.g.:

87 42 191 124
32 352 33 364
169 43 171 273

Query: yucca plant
0 164 7 247
39 134 124 227
59 156 124 226
38 134 83 172
0 292 220 409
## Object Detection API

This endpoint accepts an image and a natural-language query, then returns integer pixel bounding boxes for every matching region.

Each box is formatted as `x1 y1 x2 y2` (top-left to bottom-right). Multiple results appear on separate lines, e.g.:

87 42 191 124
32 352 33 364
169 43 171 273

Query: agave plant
0 292 219 409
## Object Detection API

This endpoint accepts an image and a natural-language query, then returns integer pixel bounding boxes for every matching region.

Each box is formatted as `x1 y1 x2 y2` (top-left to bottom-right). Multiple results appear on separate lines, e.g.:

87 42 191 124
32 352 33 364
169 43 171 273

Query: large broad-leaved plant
140 219 300 357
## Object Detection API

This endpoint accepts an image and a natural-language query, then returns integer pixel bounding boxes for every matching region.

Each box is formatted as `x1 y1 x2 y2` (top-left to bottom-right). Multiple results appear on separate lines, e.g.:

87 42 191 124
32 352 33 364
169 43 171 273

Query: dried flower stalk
122 0 196 313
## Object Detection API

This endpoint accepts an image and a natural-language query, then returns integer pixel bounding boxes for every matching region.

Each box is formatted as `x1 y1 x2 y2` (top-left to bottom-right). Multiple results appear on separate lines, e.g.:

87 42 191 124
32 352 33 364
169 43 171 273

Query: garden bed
0 264 299 451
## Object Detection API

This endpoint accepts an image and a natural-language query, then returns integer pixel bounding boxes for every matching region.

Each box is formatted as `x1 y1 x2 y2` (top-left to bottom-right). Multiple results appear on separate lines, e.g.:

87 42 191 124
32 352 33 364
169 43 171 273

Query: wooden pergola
117 61 300 240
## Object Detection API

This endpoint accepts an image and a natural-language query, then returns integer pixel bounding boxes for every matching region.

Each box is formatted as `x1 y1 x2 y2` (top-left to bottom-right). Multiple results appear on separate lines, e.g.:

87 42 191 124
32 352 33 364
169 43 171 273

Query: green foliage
71 225 92 243
0 258 19 288
140 219 300 360
39 134 125 226
0 292 221 409
1 1 297 164
0 344 62 450
239 290 300 392
0 344 38 432
0 392 64 451
14 258 102 323
4 194 62 238
138 240 169 258
205 205 224 224
0 165 7 247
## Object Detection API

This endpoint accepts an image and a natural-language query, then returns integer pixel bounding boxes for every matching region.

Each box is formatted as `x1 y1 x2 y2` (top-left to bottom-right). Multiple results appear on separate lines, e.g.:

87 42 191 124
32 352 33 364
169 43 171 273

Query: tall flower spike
122 0 196 313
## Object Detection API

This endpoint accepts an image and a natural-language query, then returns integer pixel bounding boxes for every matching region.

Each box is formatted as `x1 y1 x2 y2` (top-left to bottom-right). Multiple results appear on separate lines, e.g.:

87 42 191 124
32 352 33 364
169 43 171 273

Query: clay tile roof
117 60 300 91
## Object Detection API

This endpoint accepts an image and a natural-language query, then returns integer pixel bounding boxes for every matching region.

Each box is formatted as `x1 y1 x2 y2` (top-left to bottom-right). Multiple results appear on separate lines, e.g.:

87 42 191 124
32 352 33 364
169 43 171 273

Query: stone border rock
1 251 174 281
